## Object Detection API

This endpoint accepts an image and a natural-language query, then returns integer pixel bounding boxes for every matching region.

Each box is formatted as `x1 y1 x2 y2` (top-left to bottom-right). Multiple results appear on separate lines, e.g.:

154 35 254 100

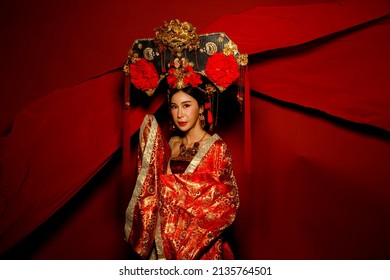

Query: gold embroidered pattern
124 115 158 240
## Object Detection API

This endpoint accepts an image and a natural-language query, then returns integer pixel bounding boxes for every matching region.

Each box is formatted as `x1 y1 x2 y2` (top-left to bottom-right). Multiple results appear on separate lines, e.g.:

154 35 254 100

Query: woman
123 19 247 260
125 86 239 260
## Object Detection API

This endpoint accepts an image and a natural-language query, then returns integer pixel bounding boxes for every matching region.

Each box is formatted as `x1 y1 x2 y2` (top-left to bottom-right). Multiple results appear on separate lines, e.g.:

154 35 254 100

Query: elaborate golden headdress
123 19 248 128
122 19 251 177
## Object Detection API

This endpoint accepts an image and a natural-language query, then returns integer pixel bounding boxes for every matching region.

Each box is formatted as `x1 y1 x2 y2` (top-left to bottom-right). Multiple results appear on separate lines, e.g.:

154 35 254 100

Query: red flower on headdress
205 53 239 89
167 68 180 88
167 65 202 89
183 66 202 87
129 58 159 91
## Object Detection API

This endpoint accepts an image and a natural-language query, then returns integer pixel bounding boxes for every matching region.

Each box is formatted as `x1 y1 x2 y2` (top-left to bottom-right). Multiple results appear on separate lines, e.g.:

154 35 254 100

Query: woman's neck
183 127 207 147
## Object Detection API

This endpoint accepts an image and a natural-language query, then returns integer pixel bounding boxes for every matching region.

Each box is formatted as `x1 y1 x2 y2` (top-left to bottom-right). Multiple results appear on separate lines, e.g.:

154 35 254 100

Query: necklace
179 131 207 158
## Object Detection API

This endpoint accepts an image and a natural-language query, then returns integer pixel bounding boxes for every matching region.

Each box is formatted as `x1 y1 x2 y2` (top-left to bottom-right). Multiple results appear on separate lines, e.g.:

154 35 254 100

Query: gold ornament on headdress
154 19 200 54
167 58 202 90
223 40 239 56
237 54 249 67
122 19 251 176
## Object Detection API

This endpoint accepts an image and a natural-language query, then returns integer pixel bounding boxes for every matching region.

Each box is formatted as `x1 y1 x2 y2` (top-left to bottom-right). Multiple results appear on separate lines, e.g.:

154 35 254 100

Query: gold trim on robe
124 116 158 241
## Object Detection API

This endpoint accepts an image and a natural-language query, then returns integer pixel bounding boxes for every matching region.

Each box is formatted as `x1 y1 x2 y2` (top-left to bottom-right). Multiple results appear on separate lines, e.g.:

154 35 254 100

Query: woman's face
170 90 202 132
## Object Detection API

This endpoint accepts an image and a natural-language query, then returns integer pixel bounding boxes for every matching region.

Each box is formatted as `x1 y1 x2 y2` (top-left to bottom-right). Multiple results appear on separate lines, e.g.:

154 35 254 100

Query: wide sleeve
159 141 239 259
124 115 170 259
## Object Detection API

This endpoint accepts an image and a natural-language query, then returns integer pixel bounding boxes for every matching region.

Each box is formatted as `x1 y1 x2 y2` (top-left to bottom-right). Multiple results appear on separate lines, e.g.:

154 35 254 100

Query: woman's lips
178 122 187 127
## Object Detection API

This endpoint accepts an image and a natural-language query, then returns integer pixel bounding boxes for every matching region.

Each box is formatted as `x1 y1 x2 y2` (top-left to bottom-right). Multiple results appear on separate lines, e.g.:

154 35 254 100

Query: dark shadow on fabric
252 90 390 141
250 15 390 64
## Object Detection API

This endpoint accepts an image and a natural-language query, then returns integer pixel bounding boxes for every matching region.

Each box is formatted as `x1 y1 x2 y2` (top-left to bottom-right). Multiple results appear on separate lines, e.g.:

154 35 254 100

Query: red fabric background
1 0 389 259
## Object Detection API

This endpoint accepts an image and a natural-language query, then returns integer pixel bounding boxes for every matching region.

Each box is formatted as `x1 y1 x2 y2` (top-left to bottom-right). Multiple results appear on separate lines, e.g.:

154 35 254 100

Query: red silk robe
125 115 239 260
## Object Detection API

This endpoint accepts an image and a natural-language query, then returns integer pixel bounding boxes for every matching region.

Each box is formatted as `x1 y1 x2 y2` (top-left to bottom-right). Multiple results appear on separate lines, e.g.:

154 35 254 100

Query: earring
170 120 176 131
199 113 205 128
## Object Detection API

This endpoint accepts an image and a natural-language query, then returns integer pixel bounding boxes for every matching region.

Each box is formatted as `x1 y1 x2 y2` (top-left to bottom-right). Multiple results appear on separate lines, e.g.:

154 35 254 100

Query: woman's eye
183 104 190 108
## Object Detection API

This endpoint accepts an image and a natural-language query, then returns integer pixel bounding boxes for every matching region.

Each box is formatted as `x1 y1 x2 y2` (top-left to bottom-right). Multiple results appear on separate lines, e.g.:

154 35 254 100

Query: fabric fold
201 0 390 54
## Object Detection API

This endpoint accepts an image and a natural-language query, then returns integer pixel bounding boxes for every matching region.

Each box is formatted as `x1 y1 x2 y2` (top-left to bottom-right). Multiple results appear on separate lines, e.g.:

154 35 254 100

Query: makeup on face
170 90 201 132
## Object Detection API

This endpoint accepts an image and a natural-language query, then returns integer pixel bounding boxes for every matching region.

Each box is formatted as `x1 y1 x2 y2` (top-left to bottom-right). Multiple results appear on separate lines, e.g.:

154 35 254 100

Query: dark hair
169 86 206 107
